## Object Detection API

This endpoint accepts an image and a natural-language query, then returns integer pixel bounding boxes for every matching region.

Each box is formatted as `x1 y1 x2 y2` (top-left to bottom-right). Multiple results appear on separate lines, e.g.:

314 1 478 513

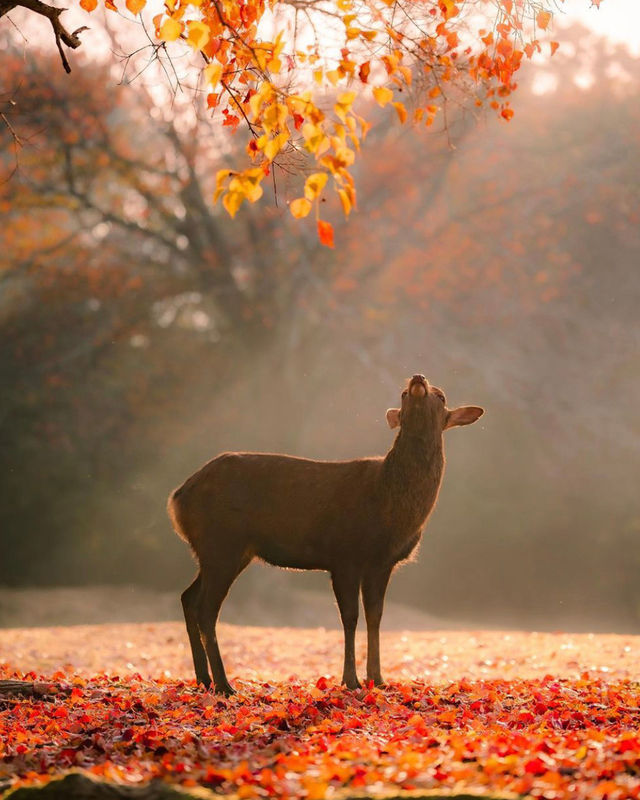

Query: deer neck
381 429 445 527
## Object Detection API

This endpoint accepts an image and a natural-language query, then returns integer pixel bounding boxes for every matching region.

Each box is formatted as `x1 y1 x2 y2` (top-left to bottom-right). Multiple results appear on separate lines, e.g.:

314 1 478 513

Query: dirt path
1 623 638 683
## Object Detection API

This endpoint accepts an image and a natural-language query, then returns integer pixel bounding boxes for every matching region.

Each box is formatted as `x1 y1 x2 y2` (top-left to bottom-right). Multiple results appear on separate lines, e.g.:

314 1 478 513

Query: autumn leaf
392 101 407 124
358 62 371 83
537 10 552 29
204 63 223 89
304 172 328 201
290 198 312 218
79 0 98 11
158 17 183 42
372 87 393 107
125 0 144 14
317 220 334 247
186 20 210 50
338 188 352 216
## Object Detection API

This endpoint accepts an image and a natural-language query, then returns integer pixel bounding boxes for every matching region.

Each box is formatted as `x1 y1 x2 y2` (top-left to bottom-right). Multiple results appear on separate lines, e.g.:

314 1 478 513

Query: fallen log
0 681 68 699
2 773 527 800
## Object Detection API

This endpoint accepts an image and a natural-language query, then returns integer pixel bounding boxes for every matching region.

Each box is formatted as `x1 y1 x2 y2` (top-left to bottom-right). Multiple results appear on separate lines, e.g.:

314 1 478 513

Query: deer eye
435 391 445 403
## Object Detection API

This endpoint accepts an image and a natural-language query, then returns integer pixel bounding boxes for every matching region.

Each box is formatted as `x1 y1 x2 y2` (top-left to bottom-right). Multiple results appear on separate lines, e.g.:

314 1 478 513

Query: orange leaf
125 0 145 14
392 101 407 124
550 40 559 56
80 0 98 11
358 61 370 83
536 10 551 30
317 220 334 248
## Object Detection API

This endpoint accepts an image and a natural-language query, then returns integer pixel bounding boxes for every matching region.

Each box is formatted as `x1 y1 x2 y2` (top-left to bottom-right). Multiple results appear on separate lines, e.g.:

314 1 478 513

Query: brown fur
168 374 483 694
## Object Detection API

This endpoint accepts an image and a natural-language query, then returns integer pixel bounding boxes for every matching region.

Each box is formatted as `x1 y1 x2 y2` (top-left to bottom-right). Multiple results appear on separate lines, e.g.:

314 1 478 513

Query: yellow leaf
372 86 393 107
334 90 356 123
262 102 288 134
313 69 323 85
125 0 145 13
337 90 356 106
223 192 244 218
158 17 182 42
214 169 233 202
186 20 210 50
290 197 312 218
264 132 289 161
302 123 329 155
204 62 223 89
304 172 328 201
392 101 407 123
245 182 263 203
326 70 341 86
338 188 352 216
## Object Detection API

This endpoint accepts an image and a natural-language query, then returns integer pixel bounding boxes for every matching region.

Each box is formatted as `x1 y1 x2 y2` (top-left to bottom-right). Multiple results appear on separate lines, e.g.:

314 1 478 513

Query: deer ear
386 408 401 429
445 406 484 430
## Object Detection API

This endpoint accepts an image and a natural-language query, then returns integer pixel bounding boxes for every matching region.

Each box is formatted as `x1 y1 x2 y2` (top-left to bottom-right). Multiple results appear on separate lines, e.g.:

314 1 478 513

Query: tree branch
0 0 88 73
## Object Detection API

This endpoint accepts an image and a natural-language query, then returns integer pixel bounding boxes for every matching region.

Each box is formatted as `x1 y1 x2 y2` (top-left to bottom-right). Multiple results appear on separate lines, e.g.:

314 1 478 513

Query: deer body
168 375 483 694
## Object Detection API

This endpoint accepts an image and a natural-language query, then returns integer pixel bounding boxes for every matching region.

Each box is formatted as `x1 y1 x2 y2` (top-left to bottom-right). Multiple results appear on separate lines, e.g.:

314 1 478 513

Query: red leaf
317 220 334 248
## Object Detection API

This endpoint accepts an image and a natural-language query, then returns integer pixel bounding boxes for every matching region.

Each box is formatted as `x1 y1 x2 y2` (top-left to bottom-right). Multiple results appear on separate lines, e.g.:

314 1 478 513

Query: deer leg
362 564 392 686
198 552 251 696
331 569 361 689
181 572 211 688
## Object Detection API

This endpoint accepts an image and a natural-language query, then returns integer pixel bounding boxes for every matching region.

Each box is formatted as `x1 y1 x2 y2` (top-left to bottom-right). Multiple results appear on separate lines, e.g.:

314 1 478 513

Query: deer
167 374 483 695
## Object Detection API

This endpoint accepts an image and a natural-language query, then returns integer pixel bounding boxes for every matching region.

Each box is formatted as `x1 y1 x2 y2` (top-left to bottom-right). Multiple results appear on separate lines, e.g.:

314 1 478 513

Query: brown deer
168 374 483 694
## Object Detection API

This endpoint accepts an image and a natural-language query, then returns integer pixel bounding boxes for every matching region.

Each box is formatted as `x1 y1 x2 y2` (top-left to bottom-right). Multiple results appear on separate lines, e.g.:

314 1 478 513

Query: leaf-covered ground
1 624 640 799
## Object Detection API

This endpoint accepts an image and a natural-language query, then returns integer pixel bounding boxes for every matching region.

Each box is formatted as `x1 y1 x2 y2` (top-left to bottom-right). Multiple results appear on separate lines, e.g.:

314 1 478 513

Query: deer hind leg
181 572 211 688
331 568 362 690
198 549 252 696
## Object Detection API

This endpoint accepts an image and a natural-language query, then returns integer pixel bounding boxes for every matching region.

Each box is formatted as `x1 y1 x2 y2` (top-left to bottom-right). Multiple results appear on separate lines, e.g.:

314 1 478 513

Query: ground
1 624 640 799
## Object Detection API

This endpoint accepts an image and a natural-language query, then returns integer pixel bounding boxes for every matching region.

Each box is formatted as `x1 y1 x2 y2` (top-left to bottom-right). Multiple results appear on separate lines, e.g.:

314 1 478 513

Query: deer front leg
331 569 361 689
362 564 393 686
